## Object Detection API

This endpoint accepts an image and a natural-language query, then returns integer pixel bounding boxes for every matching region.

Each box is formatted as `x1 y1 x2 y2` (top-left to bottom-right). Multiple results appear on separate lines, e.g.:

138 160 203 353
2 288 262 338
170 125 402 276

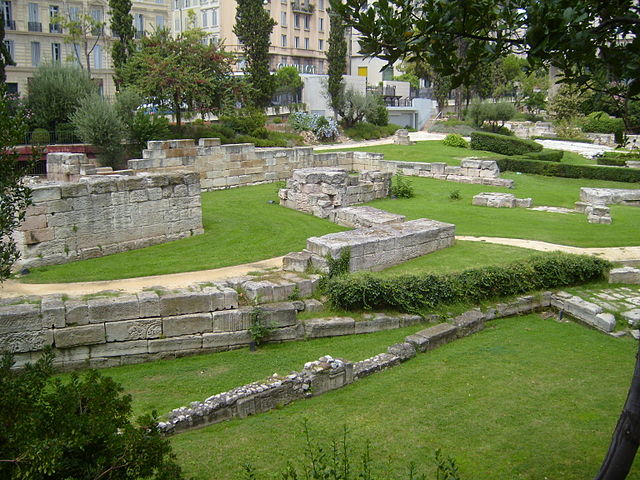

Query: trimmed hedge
324 253 610 312
515 149 564 162
532 135 594 144
496 157 640 183
596 157 627 167
470 131 542 155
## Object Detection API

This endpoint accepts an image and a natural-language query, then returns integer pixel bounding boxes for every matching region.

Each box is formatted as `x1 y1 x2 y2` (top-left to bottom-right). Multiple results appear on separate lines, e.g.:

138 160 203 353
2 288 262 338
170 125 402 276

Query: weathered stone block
0 303 42 334
387 342 416 361
148 335 203 353
55 324 106 348
0 330 53 353
91 340 148 358
41 296 65 329
260 303 298 327
106 318 162 342
304 317 355 338
202 330 252 348
623 309 640 327
415 323 458 351
163 313 212 337
137 291 161 317
609 267 640 284
450 309 485 337
88 295 140 323
212 310 250 332
159 290 212 316
65 300 89 325
355 315 400 334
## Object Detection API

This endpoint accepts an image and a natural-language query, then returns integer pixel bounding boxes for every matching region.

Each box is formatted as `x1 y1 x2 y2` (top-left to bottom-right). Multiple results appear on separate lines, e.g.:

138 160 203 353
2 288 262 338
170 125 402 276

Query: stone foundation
15 171 204 269
472 192 533 208
609 267 640 284
579 187 640 207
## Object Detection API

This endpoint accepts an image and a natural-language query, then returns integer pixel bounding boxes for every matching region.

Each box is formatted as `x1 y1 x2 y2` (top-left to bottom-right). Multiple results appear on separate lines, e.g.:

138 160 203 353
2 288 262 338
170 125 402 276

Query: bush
27 64 97 130
596 151 640 166
442 133 468 148
515 149 564 162
579 111 624 135
532 135 594 144
54 123 79 144
470 131 542 155
219 109 267 135
324 253 611 312
251 127 270 139
128 112 170 156
30 128 50 145
496 157 640 183
467 101 516 131
71 94 125 169
344 122 401 140
553 118 588 141
365 93 389 126
288 112 339 141
390 171 414 198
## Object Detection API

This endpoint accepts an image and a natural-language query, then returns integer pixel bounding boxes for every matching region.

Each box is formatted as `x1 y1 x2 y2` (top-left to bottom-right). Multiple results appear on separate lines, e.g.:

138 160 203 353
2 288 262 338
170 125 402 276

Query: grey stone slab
137 291 161 318
148 335 203 353
212 309 250 332
41 296 65 329
65 300 89 326
260 303 298 327
415 323 458 350
387 342 416 361
355 315 400 334
623 309 640 327
163 313 213 337
91 340 148 358
0 329 53 353
105 318 162 342
88 295 140 323
202 331 252 348
451 309 485 337
0 303 42 334
405 333 430 352
304 317 355 338
55 324 106 348
159 290 212 316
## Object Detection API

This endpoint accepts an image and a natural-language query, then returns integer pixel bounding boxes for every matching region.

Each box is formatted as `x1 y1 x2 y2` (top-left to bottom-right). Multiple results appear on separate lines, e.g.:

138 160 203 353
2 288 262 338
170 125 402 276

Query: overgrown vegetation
470 131 542 156
343 122 401 140
496 157 640 183
391 171 415 198
324 253 611 312
442 134 468 149
248 307 275 346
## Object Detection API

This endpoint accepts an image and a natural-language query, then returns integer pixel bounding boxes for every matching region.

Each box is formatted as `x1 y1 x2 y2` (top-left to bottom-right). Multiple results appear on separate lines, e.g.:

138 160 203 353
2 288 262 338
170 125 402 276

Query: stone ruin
278 167 391 219
575 187 640 224
393 129 413 145
472 192 533 208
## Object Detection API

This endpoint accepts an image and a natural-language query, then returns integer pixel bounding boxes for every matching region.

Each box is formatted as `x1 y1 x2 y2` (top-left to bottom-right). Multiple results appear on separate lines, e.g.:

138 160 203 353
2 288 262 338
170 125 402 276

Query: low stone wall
47 152 103 182
579 187 640 207
551 292 616 332
329 206 406 229
609 267 640 284
278 167 391 219
1 273 322 370
472 192 532 208
16 171 204 269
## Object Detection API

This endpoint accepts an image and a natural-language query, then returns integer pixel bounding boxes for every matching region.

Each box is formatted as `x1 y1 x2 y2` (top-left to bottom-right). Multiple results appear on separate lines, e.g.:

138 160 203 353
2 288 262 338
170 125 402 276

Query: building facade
3 0 169 97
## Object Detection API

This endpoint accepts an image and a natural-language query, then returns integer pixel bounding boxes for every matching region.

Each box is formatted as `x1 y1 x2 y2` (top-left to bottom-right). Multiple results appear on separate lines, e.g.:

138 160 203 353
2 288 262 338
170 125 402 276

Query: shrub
251 127 270 139
442 133 468 148
324 253 611 312
219 109 267 135
365 93 389 126
27 64 97 131
391 171 414 198
467 100 516 131
496 157 640 183
71 94 125 169
595 151 640 166
579 111 624 135
515 149 564 162
344 122 401 140
532 135 594 144
288 112 339 141
247 307 275 346
30 128 50 145
54 123 79 144
128 112 170 156
449 189 461 200
470 131 542 155
553 118 588 141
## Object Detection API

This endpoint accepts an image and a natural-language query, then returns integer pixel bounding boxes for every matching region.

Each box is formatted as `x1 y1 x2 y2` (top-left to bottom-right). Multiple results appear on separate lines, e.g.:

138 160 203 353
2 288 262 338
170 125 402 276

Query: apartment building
172 0 329 74
2 0 169 97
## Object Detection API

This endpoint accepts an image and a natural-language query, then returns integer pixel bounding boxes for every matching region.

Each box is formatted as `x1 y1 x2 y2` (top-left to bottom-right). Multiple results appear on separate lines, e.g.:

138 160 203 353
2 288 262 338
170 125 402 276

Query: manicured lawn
167 316 640 480
22 184 346 283
365 175 640 247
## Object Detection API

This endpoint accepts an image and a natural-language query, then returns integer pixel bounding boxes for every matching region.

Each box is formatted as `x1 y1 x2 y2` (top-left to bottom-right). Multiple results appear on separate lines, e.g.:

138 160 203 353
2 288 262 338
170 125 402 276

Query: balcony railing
49 23 62 33
4 19 16 30
28 21 42 32
291 0 314 13
134 30 145 39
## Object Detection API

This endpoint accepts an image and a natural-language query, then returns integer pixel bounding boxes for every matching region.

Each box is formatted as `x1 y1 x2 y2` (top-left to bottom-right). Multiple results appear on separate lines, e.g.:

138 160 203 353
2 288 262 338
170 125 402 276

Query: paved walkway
2 237 638 299
312 131 446 151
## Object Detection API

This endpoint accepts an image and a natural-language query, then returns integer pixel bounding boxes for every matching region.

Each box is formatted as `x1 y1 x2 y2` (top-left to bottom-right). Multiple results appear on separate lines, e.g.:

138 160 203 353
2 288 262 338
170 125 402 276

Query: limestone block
515 198 533 208
260 303 298 327
0 329 53 353
450 309 485 337
65 300 89 326
609 267 640 284
405 333 430 352
283 251 312 272
88 295 140 323
304 299 324 313
31 185 62 203
91 339 148 358
148 334 203 353
212 310 250 332
137 291 161 317
304 317 355 338
41 296 65 329
267 324 304 342
0 303 42 334
55 324 106 348
623 309 640 327
24 228 55 245
355 315 400 334
202 331 252 348
163 313 213 337
593 313 616 332
159 290 212 316
106 318 162 342
52 346 90 364
414 323 458 351
387 342 416 361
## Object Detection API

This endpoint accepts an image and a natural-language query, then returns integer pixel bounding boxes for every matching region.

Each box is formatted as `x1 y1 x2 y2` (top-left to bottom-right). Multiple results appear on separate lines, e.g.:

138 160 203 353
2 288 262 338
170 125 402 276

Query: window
28 3 38 21
211 8 217 26
49 5 62 32
382 65 394 81
173 0 181 9
304 37 309 49
4 40 14 62
318 17 324 31
93 44 102 69
318 0 324 9
31 41 41 66
156 15 165 27
1 1 12 27
280 34 287 47
69 6 79 20
294 36 299 48
51 42 61 62
280 11 286 26
303 15 309 29
90 7 102 22
6 82 17 94
318 39 323 50
294 13 300 28
357 66 368 77
73 43 81 65
202 10 207 26
174 17 180 30
135 13 144 36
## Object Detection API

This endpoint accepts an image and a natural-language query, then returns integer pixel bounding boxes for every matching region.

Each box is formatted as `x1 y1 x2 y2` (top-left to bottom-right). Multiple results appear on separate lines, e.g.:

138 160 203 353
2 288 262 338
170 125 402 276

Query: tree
233 0 276 108
274 66 303 105
122 28 234 127
0 12 15 84
26 64 97 130
0 350 184 479
0 90 31 282
326 10 347 119
109 0 135 90
52 5 106 77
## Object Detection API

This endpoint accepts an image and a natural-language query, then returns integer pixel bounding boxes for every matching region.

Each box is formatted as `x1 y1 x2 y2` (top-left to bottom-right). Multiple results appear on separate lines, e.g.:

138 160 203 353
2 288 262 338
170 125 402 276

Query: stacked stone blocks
472 192 533 208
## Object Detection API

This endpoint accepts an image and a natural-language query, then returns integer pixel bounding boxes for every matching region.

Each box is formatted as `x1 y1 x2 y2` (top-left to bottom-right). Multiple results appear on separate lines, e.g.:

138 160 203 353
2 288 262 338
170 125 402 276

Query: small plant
391 171 415 198
248 307 275 346
288 285 301 301
442 133 468 148
326 247 351 279
449 189 461 201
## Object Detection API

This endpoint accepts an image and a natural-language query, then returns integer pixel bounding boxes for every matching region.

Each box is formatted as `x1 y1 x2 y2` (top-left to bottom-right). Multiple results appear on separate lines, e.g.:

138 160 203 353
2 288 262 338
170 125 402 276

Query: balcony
49 23 62 33
4 19 16 30
291 0 314 13
134 30 145 39
28 21 42 32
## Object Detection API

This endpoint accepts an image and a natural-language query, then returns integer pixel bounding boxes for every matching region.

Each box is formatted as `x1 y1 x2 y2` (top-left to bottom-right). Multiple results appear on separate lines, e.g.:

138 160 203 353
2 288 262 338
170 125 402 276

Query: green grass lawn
22 184 346 283
166 315 640 480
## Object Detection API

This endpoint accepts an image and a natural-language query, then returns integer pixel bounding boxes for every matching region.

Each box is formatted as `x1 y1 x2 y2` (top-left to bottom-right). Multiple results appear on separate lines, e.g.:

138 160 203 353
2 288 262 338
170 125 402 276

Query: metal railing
28 21 42 32
5 19 16 30
49 23 62 33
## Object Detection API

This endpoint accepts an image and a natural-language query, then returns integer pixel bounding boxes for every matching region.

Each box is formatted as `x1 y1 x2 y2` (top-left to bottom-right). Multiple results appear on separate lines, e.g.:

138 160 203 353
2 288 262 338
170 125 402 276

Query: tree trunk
594 341 640 480
84 40 91 77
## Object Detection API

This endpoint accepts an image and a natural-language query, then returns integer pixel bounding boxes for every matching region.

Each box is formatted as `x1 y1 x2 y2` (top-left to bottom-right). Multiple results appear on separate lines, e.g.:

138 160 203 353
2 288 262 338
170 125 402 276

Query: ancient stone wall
579 187 640 206
15 171 203 269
